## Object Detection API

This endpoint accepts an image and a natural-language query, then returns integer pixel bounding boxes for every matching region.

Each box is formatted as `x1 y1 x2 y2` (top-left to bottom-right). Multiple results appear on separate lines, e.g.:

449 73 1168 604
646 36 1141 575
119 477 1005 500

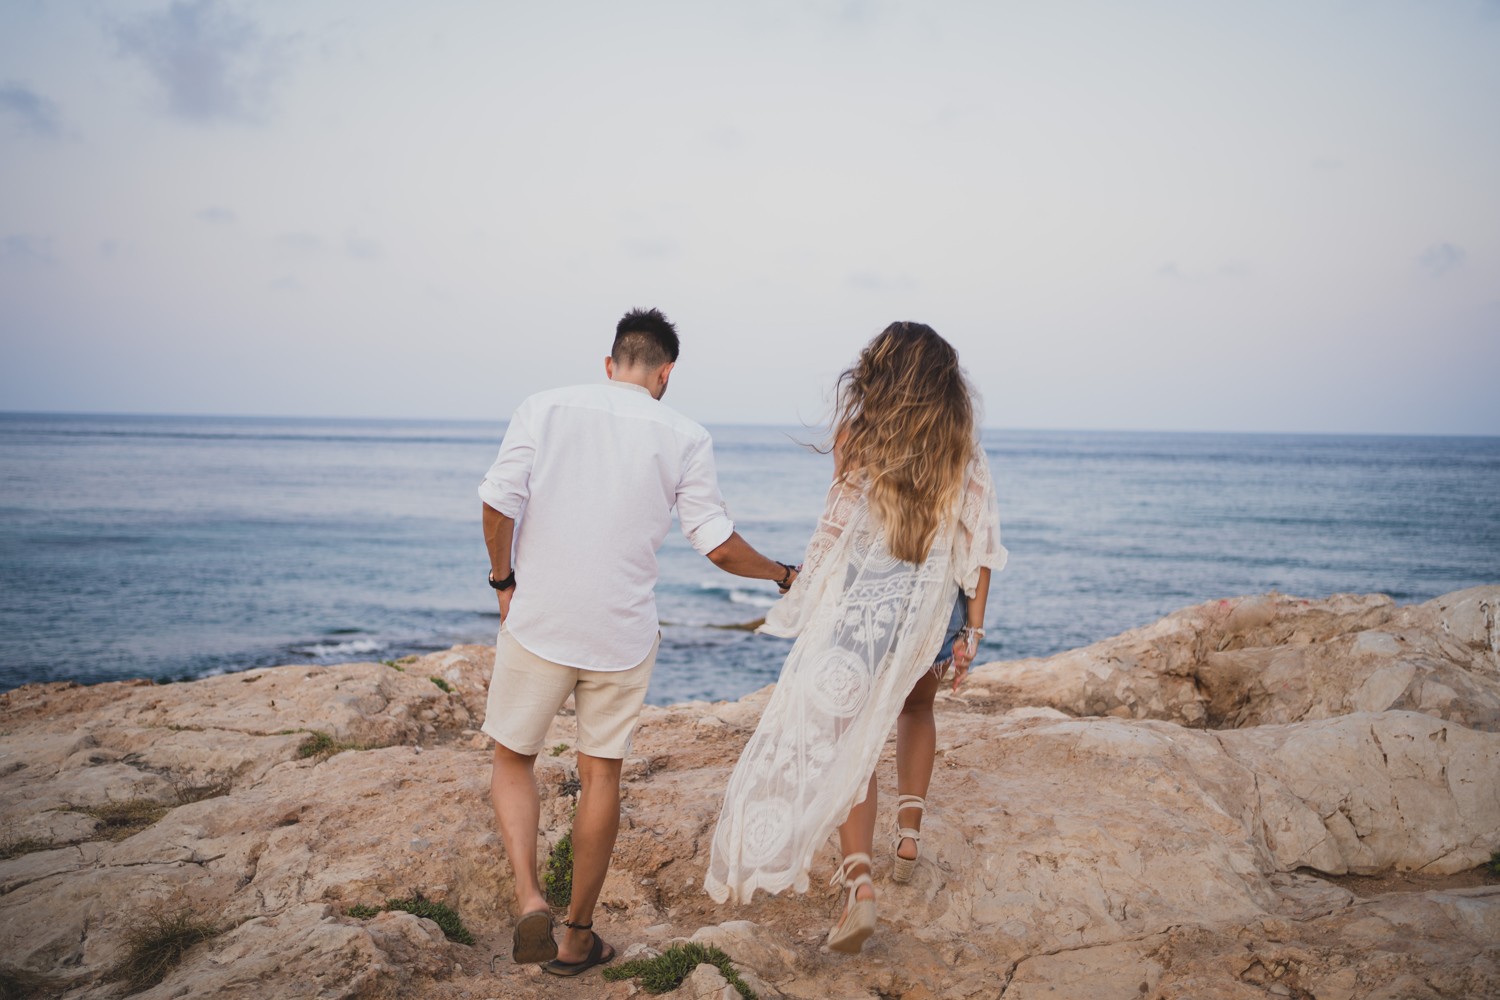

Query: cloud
848 269 916 291
622 237 679 260
344 235 382 260
1417 242 1465 277
111 0 289 124
0 81 61 137
275 231 323 253
196 206 236 224
1 234 57 266
817 0 885 27
1157 260 1252 282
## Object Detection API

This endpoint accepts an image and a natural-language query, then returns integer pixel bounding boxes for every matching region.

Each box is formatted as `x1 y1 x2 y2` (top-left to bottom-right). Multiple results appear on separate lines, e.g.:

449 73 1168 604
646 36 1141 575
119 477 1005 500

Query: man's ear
604 356 616 379
657 361 675 391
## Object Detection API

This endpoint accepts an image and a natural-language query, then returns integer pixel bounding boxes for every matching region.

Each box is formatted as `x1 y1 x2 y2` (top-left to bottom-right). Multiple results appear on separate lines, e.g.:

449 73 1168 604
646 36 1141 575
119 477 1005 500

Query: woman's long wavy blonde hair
831 322 976 565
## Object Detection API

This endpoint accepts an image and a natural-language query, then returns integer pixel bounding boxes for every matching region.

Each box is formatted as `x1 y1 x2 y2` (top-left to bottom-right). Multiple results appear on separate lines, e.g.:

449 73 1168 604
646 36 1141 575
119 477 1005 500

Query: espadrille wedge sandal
892 795 925 883
826 853 876 954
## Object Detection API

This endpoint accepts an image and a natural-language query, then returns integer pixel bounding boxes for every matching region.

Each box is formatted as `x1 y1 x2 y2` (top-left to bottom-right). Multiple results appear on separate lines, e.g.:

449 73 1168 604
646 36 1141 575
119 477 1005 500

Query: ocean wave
728 589 777 609
292 638 388 660
693 581 779 609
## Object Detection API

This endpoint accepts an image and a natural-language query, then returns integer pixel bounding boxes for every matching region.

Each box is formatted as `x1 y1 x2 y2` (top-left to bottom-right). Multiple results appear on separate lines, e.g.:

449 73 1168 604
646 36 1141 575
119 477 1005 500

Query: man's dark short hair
612 307 680 368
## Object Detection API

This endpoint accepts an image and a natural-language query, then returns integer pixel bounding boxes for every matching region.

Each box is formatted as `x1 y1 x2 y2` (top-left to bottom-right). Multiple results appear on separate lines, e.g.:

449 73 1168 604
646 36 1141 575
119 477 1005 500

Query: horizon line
2 408 1498 441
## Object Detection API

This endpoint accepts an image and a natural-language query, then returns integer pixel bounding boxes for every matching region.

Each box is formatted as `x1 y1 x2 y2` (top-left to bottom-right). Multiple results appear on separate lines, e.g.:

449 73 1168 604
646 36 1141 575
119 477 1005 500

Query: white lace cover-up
704 447 1007 904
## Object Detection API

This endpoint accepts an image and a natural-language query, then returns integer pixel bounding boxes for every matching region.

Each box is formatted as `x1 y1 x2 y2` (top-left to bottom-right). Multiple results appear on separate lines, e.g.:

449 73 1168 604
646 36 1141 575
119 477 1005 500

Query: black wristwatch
488 569 515 591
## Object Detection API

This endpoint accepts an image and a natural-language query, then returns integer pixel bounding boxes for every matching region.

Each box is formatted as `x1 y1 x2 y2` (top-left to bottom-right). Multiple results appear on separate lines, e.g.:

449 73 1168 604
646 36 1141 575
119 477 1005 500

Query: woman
704 322 1006 954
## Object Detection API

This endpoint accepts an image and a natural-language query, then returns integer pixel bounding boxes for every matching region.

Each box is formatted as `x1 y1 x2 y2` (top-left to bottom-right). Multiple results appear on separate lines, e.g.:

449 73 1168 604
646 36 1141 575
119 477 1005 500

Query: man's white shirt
478 379 735 670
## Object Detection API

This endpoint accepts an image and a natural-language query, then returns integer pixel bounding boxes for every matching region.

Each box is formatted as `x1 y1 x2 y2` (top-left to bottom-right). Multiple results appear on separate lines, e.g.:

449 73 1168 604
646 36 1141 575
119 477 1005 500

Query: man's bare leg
490 742 547 916
556 751 623 962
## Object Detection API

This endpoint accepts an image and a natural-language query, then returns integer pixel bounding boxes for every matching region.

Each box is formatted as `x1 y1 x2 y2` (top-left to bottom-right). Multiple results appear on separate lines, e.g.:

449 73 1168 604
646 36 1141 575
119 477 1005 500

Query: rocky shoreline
2 587 1497 999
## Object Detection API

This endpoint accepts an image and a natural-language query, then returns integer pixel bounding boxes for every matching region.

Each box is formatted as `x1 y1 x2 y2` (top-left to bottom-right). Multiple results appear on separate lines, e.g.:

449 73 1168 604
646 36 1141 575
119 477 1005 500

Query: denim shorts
932 592 969 666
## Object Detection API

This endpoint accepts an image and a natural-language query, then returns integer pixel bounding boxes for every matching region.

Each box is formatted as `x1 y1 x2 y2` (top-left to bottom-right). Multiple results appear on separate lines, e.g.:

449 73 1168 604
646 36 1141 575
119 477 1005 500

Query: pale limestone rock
130 904 452 1000
688 919 799 981
1 588 1496 999
1007 886 1500 1000
968 586 1500 731
682 962 736 999
1004 937 1165 999
1218 711 1500 874
621 941 660 961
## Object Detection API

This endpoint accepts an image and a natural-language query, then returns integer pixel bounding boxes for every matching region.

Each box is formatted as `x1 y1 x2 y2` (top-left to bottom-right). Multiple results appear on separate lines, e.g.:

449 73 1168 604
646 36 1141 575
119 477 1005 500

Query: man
478 307 796 977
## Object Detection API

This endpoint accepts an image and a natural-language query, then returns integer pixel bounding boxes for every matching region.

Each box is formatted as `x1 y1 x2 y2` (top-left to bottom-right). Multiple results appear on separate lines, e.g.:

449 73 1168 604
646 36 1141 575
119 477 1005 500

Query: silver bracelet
958 626 985 641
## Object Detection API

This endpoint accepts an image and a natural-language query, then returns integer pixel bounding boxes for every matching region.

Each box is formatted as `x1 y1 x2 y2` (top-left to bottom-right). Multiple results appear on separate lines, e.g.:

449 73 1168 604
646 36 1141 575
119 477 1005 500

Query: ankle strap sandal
892 795 925 883
826 853 876 954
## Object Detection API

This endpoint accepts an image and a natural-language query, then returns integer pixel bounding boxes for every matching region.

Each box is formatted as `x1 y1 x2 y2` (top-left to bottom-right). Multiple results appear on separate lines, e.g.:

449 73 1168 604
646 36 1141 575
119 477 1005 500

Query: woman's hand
951 627 983 692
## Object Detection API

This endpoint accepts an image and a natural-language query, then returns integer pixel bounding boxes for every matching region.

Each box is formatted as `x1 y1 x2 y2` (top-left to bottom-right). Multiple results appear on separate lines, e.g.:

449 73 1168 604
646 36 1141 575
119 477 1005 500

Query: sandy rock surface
964 586 1500 731
2 592 1497 999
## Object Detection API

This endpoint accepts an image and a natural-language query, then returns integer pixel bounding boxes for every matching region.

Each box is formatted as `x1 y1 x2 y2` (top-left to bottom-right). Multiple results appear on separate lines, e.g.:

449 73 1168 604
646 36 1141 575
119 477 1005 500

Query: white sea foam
727 588 777 609
293 638 387 660
693 579 779 610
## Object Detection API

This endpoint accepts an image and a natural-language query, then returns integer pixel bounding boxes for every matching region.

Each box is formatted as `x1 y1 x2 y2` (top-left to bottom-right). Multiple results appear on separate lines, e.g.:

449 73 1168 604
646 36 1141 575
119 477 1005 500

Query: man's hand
706 532 799 593
482 504 518 623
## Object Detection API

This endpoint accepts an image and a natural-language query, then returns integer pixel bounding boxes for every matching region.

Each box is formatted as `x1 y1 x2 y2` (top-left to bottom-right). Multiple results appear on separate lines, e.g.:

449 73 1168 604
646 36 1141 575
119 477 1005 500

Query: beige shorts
481 626 659 759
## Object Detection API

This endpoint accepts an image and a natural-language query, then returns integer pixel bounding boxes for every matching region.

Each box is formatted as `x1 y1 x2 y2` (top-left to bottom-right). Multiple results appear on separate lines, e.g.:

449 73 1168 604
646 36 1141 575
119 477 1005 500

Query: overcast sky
2 1 1497 434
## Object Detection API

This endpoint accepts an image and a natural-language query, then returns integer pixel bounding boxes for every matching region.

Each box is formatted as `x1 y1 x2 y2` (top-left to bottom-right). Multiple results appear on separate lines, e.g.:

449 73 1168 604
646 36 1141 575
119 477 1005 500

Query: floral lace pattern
704 447 1006 904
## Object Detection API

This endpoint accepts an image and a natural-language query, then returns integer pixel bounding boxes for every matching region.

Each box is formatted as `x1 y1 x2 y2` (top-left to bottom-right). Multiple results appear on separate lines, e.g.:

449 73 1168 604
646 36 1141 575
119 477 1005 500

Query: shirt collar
607 378 653 397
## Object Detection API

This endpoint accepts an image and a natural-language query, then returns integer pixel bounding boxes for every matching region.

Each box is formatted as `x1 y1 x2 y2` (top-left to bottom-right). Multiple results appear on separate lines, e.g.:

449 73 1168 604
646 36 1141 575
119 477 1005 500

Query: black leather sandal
542 919 616 977
511 909 557 964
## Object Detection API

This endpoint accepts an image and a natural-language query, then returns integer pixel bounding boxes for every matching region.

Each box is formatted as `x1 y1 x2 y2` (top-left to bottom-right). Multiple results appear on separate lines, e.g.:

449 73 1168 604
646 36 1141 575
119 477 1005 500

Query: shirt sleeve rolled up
477 404 535 517
676 433 735 556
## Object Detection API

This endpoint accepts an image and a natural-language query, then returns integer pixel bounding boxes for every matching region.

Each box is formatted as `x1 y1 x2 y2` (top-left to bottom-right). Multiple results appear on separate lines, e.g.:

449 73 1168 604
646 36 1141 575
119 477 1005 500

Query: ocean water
2 413 1497 706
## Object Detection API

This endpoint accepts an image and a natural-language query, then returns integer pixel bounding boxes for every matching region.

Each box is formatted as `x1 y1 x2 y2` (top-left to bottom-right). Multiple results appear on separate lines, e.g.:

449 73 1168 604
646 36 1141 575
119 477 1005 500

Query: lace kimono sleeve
758 479 861 639
953 446 1007 597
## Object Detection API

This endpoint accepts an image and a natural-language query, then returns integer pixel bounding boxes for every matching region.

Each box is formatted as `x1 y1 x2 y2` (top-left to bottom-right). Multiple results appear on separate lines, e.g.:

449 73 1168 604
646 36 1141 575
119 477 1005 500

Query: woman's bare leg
894 668 942 860
836 773 878 905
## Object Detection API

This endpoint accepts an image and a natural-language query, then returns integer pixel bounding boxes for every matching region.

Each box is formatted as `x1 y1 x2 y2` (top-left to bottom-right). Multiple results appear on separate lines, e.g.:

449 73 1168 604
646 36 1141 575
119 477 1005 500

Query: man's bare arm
482 503 516 619
706 532 798 591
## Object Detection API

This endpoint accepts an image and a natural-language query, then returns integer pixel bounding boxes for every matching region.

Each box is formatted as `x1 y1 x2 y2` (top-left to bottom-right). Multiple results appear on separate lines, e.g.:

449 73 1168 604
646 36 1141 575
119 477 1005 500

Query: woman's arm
950 567 991 691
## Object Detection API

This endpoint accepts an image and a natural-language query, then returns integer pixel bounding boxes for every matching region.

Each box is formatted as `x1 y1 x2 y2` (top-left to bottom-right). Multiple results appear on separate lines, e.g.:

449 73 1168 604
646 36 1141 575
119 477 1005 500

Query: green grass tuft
428 676 452 693
384 894 474 944
0 837 52 862
603 942 756 998
0 963 65 1000
110 908 220 992
295 730 372 759
1488 850 1500 876
170 775 233 806
543 832 574 908
80 799 169 841
343 894 473 943
548 743 569 757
